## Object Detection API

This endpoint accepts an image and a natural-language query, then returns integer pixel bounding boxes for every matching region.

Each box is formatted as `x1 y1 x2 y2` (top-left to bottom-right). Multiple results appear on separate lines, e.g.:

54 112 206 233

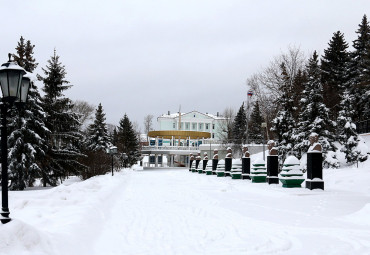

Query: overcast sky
1 0 369 130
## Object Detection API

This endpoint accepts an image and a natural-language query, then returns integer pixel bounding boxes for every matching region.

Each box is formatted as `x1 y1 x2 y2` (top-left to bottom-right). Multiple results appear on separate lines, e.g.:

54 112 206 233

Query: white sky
0 0 369 130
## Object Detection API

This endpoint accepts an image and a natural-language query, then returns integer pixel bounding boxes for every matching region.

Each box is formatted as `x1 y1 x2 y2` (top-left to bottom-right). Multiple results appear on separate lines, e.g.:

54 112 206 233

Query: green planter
206 170 213 175
279 178 305 188
250 158 267 183
216 171 225 177
250 174 267 183
198 169 204 174
231 172 242 179
279 156 304 188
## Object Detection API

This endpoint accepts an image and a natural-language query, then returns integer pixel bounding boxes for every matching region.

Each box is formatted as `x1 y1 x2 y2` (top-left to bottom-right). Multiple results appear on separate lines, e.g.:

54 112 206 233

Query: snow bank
2 171 130 255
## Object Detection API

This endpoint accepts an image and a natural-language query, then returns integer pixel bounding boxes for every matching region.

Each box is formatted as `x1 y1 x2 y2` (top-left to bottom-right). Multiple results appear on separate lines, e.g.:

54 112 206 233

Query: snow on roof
158 110 227 120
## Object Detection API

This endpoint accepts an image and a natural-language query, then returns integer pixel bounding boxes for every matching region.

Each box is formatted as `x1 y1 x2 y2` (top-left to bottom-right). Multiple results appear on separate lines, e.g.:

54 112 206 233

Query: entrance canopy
148 130 211 139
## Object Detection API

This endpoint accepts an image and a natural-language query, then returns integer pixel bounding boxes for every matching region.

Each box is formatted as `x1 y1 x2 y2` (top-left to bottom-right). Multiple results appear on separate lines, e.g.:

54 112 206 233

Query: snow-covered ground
1 136 370 255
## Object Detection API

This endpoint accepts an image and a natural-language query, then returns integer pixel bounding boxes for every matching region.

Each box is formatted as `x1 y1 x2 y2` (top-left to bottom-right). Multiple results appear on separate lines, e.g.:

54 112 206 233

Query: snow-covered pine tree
292 69 307 121
38 49 86 185
337 90 367 163
6 37 49 190
112 128 118 146
117 114 140 167
248 100 264 143
294 51 338 168
348 15 370 122
80 103 111 179
85 103 111 151
232 103 247 144
271 63 296 162
321 31 350 120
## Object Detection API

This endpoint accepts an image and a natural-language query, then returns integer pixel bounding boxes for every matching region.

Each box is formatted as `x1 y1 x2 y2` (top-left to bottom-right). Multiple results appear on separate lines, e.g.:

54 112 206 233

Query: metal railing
141 146 199 151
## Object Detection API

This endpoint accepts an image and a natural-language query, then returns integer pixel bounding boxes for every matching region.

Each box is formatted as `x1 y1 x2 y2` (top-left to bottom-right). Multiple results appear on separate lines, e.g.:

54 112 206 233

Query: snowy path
92 169 370 255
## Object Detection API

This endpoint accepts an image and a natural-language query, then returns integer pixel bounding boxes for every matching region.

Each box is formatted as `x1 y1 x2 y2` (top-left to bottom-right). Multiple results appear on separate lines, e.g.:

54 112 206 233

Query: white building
157 110 227 140
141 110 228 168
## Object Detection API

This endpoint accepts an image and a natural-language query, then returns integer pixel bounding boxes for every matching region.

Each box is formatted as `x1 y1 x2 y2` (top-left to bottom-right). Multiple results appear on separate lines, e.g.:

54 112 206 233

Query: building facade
157 110 227 140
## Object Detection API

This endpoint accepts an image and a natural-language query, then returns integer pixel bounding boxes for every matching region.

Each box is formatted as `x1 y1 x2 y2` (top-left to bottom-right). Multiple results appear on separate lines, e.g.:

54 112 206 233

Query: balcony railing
141 146 199 151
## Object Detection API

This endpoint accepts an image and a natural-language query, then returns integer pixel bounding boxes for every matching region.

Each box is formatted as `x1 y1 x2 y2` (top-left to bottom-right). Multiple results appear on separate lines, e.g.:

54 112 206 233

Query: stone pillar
305 133 324 190
306 152 324 190
225 158 232 177
213 149 219 175
242 157 251 180
242 145 251 180
225 147 232 177
267 155 279 184
203 152 209 173
189 153 194 172
155 154 158 167
195 153 201 173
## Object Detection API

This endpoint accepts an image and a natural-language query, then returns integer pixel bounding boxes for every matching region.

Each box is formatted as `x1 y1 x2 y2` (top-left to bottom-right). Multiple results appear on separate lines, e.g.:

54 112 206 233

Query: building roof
158 110 227 120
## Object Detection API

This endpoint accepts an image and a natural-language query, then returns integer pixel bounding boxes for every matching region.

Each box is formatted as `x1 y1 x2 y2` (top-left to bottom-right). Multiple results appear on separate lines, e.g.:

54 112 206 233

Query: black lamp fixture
0 53 29 224
107 146 118 176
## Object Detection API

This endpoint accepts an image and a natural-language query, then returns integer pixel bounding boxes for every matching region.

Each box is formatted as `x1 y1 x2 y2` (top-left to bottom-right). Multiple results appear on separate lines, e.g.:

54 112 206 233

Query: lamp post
261 122 267 160
0 54 29 224
121 153 128 168
107 146 118 176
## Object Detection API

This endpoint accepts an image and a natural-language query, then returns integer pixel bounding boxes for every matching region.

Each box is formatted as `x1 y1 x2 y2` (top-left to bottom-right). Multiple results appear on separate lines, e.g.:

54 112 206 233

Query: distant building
141 110 228 168
157 110 227 140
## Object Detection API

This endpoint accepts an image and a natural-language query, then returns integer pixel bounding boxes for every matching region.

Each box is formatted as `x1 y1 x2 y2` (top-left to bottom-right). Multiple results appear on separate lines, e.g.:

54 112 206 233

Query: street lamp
261 122 267 160
121 153 128 168
0 54 29 224
106 146 118 176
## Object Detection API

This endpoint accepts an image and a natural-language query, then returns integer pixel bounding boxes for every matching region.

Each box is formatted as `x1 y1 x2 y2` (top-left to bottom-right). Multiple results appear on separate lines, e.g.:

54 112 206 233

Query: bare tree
143 114 154 142
106 123 116 136
132 121 142 141
218 107 235 144
72 100 95 129
246 45 307 137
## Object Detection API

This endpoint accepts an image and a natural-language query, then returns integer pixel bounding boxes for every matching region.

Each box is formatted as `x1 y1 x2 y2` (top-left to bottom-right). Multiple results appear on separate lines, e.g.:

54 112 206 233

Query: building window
206 123 209 130
185 122 190 130
173 123 176 129
192 123 196 130
213 124 215 129
212 133 215 138
199 123 203 130
194 114 195 117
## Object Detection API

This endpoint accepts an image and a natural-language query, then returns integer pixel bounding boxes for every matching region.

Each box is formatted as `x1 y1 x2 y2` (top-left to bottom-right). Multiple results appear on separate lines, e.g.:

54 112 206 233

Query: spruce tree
348 15 370 121
271 63 296 162
232 103 247 144
112 128 118 146
321 31 350 120
85 103 111 151
117 114 140 166
12 36 38 72
292 69 307 121
337 90 368 163
38 49 86 185
294 51 338 167
7 36 49 190
248 101 264 143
